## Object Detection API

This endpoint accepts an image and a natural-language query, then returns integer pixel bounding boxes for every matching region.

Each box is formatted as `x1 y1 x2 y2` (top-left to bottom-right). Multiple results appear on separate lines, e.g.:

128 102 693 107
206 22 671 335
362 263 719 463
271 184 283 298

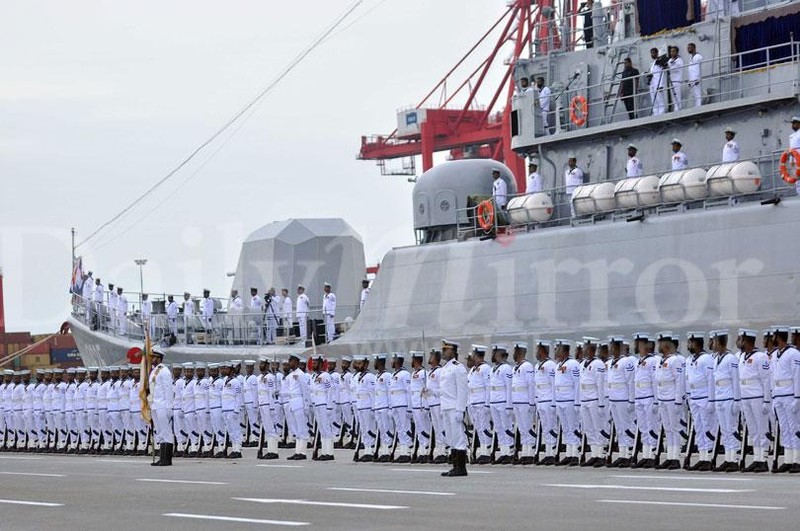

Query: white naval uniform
296 293 310 341
492 178 508 209
667 55 684 111
82 279 94 321
538 85 551 133
554 358 581 450
579 357 608 455
671 151 688 170
467 362 491 455
12 382 24 448
687 52 703 107
713 351 742 457
489 363 514 456
634 354 660 455
439 358 468 451
249 295 263 342
738 349 772 460
626 157 643 178
526 172 543 194
130 380 147 451
355 370 377 451
606 355 636 453
285 368 310 453
75 379 89 448
790 129 800 195
722 139 740 162
512 360 536 455
373 370 392 456
108 378 123 448
281 296 293 335
182 377 198 451
686 351 717 454
108 291 118 331
564 167 584 196
172 377 186 447
244 373 259 441
310 371 334 450
33 381 46 448
322 292 337 343
194 375 211 451
201 297 214 331
257 371 279 441
534 358 557 455
359 288 369 310
771 345 800 461
86 379 100 447
209 375 225 447
65 380 77 449
97 379 111 449
655 353 686 460
120 376 133 451
425 366 447 455
649 60 667 116
389 368 412 455
150 364 174 445
410 368 431 453
221 375 243 452
117 294 128 335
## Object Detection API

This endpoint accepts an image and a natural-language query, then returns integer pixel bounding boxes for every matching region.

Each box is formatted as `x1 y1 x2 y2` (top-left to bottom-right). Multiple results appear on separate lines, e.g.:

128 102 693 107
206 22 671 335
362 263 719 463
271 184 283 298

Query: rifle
532 413 543 464
682 417 696 470
738 418 749 470
605 419 616 466
770 417 782 473
352 421 363 462
654 425 665 465
311 418 321 460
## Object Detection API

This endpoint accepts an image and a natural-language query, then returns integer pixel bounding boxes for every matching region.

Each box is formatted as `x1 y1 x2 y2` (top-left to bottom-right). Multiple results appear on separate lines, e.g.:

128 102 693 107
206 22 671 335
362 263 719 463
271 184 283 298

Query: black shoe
227 451 242 459
774 462 792 473
743 460 768 473
538 456 556 466
580 457 597 467
358 454 374 462
788 463 800 473
377 455 391 463
691 460 712 471
417 455 430 464
286 453 297 460
593 458 606 468
476 455 491 465
725 461 740 472
433 454 448 465
654 459 670 470
293 454 307 460
393 455 411 464
568 457 580 466
213 451 226 459
666 459 681 470
556 456 571 466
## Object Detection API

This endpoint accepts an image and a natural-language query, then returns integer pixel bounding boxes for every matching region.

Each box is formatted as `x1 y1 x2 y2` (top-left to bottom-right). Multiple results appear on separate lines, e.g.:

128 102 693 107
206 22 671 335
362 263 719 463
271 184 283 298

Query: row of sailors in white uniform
458 326 800 472
0 366 149 453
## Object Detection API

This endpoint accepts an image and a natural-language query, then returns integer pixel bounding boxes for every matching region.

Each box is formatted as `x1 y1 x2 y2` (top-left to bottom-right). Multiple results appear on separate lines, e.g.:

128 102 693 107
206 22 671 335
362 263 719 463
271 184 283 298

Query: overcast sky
0 0 511 333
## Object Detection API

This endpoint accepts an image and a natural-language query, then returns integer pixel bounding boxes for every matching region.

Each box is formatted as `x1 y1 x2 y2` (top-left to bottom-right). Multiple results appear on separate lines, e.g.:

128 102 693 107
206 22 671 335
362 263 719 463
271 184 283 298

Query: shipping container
50 347 81 364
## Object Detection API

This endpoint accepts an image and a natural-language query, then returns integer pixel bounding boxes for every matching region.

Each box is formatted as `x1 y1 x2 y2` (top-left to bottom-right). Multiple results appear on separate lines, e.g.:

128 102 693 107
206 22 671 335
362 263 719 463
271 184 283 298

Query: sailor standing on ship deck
322 283 336 343
670 139 688 170
491 169 507 210
249 288 263 344
648 48 667 116
722 127 740 162
526 160 543 194
687 43 703 108
626 145 642 177
201 289 214 333
790 116 800 195
667 46 684 112
296 285 310 343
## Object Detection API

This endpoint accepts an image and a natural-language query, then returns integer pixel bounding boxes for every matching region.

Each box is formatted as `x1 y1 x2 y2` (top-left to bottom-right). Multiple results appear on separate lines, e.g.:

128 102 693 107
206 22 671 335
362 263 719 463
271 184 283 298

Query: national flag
70 256 84 295
139 327 152 423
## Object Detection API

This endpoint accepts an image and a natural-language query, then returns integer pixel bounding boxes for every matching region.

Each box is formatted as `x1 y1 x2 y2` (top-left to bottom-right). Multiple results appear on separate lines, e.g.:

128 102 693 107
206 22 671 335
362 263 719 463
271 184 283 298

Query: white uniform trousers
670 82 682 111
513 403 536 445
715 399 741 451
580 401 604 446
265 316 277 344
688 81 702 107
297 315 308 341
391 407 412 447
537 403 558 449
172 409 186 445
774 396 799 450
108 410 123 446
341 401 355 432
65 411 76 447
130 411 147 449
75 411 88 447
53 411 66 447
44 412 53 444
324 314 335 343
313 404 333 439
32 411 44 445
688 398 717 452
374 408 393 454
556 402 581 446
184 411 199 447
741 398 769 450
412 407 432 450
658 401 682 449
258 405 279 438
429 404 447 451
650 85 665 116
169 316 178 337
442 409 467 451
245 402 259 440
223 410 243 447
120 409 132 448
210 407 225 444
286 406 308 440
490 403 515 448
468 404 492 448
635 397 659 449
357 408 376 449
609 401 636 448
152 408 173 445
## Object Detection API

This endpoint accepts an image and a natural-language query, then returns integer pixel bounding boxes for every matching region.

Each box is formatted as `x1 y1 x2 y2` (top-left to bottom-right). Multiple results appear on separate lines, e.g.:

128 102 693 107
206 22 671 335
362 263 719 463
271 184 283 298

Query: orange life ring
779 148 800 184
569 95 588 127
477 200 495 232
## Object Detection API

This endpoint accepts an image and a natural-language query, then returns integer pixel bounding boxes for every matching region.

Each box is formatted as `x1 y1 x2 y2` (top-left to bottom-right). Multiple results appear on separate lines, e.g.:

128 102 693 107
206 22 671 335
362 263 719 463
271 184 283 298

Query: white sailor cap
53 368 64 374
471 344 487 354
738 328 758 339
42 369 52 375
633 332 650 341
492 344 509 352
792 115 800 122
182 362 194 369
195 362 206 369
244 360 256 366
309 354 326 362
323 282 332 288
3 369 13 376
170 363 182 370
599 340 608 348
687 331 705 341
567 153 577 159
108 366 119 371
100 366 110 372
528 158 539 166
514 342 528 351
66 368 76 374
297 284 305 289
391 352 405 359
341 356 353 362
554 339 572 348
76 367 87 374
231 359 242 366
627 143 638 151
207 363 219 369
622 339 631 347
656 331 674 341
288 353 301 361
409 351 424 359
258 356 270 364
710 329 729 338
582 336 600 345
88 367 99 372
13 371 22 376
724 126 736 134
352 354 368 362
535 340 551 348
374 353 388 361
791 326 800 335
608 335 625 343
773 325 791 334
442 339 460 349
671 138 682 145
761 329 774 337
21 369 30 375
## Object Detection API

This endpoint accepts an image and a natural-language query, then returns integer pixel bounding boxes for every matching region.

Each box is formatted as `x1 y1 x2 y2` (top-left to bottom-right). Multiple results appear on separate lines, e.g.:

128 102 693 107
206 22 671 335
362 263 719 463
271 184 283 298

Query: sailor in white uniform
296 285 310 342
467 345 492 464
359 280 370 311
309 355 335 461
249 288 263 344
372 354 392 462
685 332 717 471
579 337 608 467
439 340 468 477
737 329 772 472
200 289 214 332
648 47 667 116
667 46 684 112
533 340 558 465
722 127 740 163
280 288 293 337
208 364 226 457
606 336 636 467
488 344 514 464
526 160 543 194
179 293 191 339
221 363 243 459
388 353 412 462
625 144 643 178
553 340 581 466
354 355 378 461
285 354 311 460
107 284 118 332
141 293 155 339
790 116 800 195
227 290 243 343
491 169 508 210
149 350 174 466
711 330 742 472
686 42 703 107
425 349 448 464
182 363 199 457
654 332 685 470
409 352 431 462
171 365 186 455
670 139 688 170
322 283 337 343
771 326 800 473
511 342 536 464
243 360 259 445
116 287 128 336
536 77 551 134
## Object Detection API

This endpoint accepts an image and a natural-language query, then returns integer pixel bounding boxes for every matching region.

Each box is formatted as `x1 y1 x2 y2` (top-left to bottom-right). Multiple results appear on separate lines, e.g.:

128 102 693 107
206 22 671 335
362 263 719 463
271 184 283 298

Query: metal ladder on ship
601 46 639 124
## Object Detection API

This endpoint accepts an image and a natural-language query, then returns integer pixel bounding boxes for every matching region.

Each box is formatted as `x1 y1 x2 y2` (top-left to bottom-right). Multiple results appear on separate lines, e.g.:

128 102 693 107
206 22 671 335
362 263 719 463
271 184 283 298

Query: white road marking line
256 464 305 469
328 487 455 496
94 459 141 464
610 474 753 482
543 483 752 494
234 497 408 510
0 499 63 507
388 468 493 474
136 478 228 486
164 513 309 526
0 472 66 478
597 500 785 511
0 456 43 460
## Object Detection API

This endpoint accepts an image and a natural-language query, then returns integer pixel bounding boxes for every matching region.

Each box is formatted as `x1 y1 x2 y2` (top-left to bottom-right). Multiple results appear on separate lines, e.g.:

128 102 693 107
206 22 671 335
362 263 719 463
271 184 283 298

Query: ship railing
530 40 800 135
455 151 798 239
70 297 361 348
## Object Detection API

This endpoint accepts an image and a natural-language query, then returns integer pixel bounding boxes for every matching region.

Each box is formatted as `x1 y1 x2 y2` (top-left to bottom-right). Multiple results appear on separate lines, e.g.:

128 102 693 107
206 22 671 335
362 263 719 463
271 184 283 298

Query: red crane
357 0 564 192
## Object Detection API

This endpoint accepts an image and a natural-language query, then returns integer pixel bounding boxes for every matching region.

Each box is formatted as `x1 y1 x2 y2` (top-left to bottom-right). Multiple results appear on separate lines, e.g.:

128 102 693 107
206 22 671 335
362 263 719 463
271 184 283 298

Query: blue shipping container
50 348 81 364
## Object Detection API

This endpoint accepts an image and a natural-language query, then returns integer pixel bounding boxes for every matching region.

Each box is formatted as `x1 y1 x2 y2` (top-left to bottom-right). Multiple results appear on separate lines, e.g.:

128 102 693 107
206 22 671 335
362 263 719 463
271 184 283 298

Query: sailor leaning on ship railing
3 327 800 477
